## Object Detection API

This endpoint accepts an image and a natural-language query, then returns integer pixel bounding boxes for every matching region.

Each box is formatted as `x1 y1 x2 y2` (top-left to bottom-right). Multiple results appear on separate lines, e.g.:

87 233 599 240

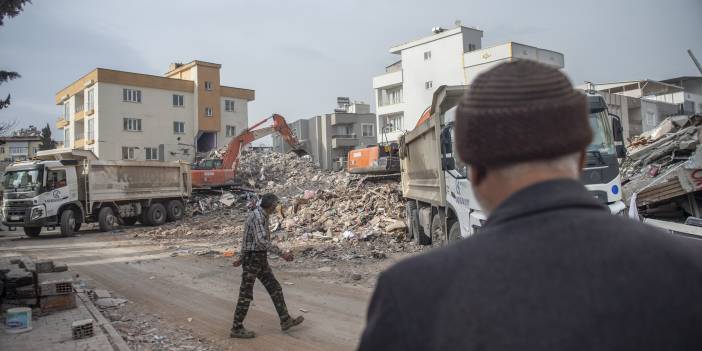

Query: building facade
272 99 377 170
582 77 702 139
372 25 564 141
54 60 254 162
0 136 42 162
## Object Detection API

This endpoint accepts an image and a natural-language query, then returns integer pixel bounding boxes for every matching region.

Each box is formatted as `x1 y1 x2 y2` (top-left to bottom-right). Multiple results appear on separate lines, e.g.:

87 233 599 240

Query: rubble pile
139 150 416 261
622 114 702 219
0 256 76 312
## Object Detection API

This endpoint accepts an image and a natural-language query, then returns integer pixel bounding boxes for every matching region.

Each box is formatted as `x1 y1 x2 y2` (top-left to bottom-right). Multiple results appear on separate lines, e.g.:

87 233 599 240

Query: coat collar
485 179 609 226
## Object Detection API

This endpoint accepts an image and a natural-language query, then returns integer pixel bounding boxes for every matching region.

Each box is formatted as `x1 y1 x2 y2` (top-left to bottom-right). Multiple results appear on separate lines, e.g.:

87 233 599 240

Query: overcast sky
1 0 701 142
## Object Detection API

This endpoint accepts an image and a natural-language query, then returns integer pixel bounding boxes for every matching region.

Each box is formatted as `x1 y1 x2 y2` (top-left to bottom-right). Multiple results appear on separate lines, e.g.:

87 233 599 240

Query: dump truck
401 85 627 245
1 149 191 238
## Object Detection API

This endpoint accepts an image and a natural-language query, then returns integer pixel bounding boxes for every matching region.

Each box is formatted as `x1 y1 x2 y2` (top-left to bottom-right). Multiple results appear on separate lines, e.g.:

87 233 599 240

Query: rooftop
389 26 482 54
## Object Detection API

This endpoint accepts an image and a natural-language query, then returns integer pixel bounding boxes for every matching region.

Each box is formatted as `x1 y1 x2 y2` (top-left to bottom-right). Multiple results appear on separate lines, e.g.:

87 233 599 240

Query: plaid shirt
241 206 282 256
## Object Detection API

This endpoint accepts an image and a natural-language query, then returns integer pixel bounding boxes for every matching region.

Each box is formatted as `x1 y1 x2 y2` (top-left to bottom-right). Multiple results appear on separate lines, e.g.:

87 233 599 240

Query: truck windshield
2 168 43 191
587 109 615 156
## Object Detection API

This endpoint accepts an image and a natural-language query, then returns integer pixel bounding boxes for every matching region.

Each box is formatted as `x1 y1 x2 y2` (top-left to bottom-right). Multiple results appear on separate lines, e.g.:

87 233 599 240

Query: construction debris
622 114 702 219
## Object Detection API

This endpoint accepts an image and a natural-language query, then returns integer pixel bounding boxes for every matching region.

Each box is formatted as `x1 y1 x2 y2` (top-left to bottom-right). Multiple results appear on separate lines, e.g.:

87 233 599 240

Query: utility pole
688 49 702 75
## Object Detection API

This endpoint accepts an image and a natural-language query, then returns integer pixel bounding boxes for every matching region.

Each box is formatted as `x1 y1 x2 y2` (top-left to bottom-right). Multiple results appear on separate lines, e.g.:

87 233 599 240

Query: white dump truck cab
2 158 82 236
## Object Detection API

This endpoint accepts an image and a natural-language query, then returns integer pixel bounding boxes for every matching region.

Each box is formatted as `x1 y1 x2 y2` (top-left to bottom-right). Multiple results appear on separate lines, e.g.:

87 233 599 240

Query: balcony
331 135 358 148
372 70 403 89
74 110 85 122
331 114 357 126
56 117 69 129
75 138 85 148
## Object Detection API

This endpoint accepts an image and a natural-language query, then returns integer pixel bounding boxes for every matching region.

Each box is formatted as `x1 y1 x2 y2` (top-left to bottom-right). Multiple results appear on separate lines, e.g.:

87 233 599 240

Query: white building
54 60 254 162
372 25 564 141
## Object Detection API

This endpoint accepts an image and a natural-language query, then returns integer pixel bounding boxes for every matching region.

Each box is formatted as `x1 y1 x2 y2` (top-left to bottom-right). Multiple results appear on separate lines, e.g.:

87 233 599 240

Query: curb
77 292 131 351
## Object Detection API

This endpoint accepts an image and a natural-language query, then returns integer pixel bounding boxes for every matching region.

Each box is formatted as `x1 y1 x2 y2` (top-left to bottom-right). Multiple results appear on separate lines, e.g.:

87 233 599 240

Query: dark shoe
281 316 304 331
230 327 256 339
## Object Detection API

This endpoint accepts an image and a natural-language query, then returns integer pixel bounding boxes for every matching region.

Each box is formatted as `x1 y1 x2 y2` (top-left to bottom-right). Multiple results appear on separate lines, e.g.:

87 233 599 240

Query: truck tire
166 200 184 222
139 210 152 226
98 207 117 232
74 221 82 232
414 207 432 246
147 203 167 226
448 220 462 241
23 227 41 237
122 217 138 226
404 201 416 242
431 210 447 247
60 209 76 237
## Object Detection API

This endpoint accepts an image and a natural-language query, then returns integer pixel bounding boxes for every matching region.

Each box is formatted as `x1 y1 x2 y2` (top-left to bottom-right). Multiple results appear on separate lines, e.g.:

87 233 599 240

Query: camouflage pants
232 251 290 329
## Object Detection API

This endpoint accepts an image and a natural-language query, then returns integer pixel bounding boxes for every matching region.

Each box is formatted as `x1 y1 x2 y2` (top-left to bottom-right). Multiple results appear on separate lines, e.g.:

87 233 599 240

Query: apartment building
0 136 42 162
272 98 377 170
373 25 564 141
54 60 254 162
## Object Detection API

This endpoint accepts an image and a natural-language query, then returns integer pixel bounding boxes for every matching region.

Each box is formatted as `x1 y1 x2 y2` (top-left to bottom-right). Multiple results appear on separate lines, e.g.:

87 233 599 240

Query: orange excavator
191 114 300 188
347 107 431 178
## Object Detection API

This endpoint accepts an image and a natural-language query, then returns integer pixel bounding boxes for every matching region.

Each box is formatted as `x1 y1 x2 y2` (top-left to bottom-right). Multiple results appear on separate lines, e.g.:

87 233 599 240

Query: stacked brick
0 256 76 313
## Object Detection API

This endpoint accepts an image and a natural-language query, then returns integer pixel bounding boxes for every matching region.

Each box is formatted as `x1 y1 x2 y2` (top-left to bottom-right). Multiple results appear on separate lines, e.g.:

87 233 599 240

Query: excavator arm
221 113 301 171
191 114 301 188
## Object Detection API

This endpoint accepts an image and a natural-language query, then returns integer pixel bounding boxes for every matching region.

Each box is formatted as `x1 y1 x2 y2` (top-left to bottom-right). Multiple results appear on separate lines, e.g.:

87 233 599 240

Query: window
63 102 70 118
87 119 95 141
468 43 477 51
46 169 67 191
86 89 94 111
425 81 433 90
145 147 159 161
123 118 142 132
122 88 142 103
173 121 185 134
32 147 38 154
172 94 184 107
122 147 136 160
381 113 404 132
205 107 213 117
424 51 432 60
0 147 4 153
362 124 375 137
336 125 353 136
378 86 403 106
226 125 237 137
225 99 235 112
204 81 212 91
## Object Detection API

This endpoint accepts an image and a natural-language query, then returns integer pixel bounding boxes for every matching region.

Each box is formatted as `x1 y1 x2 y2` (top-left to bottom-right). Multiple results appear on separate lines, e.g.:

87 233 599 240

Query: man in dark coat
359 61 702 350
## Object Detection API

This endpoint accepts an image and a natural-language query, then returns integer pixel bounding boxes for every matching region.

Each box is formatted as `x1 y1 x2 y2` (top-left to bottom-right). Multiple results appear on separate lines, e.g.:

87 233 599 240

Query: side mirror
609 113 626 158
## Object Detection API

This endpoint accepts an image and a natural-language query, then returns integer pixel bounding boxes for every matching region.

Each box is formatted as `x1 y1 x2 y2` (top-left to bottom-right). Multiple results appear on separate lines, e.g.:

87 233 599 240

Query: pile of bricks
0 256 76 313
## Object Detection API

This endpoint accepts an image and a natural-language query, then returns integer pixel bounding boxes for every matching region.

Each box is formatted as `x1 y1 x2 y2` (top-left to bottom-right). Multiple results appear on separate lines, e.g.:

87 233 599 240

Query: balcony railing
56 117 69 129
74 110 85 122
331 114 357 126
331 135 358 148
9 147 29 155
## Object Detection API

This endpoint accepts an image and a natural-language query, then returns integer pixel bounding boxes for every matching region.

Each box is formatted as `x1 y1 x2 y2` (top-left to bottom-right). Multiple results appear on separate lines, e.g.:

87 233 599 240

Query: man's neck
480 172 579 213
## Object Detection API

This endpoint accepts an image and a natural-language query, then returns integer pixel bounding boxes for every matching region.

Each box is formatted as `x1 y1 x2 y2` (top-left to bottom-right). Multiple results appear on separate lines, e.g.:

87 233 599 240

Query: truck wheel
414 207 432 246
60 209 76 237
448 221 462 241
147 203 167 226
122 217 138 226
404 201 416 242
98 207 117 232
139 210 152 226
23 227 41 237
166 200 184 222
74 221 82 232
431 210 447 247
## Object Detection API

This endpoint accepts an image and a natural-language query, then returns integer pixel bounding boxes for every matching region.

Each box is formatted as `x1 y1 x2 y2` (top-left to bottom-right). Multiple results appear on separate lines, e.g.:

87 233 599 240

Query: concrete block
4 268 34 287
2 297 38 308
5 284 37 298
40 293 76 313
11 256 36 273
92 289 111 299
72 318 95 339
35 260 55 274
38 271 76 296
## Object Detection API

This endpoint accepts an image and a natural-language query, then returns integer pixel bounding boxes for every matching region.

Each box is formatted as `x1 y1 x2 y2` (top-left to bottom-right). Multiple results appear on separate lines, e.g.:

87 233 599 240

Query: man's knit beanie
455 60 591 168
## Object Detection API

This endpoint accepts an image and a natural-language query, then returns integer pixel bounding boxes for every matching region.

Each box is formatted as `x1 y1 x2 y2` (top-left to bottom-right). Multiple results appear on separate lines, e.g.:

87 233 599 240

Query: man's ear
469 164 486 187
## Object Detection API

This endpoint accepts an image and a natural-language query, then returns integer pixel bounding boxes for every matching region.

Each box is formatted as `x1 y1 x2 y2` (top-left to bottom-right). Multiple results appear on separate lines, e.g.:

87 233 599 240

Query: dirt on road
0 226 415 350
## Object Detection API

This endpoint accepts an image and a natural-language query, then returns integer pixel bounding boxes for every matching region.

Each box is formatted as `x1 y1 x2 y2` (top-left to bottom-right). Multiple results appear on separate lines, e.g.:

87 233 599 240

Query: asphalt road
0 227 371 350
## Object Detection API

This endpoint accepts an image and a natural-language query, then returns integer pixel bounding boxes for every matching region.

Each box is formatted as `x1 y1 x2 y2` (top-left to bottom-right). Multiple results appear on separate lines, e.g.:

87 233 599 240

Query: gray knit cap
455 60 591 167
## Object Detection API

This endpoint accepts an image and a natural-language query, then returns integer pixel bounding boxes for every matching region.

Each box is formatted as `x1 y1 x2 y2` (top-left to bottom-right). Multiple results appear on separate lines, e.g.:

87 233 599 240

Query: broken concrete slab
95 298 128 308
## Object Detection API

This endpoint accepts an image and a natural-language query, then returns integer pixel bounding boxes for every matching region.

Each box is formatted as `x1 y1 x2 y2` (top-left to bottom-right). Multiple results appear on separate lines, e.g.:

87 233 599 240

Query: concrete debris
1 256 75 312
622 114 702 220
95 298 128 308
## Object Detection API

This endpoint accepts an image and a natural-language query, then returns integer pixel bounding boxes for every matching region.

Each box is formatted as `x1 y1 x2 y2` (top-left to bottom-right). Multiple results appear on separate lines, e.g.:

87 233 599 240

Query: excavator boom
192 114 300 188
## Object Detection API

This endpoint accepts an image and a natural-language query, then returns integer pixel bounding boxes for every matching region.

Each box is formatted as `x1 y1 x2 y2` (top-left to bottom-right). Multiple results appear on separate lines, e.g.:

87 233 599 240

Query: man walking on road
230 193 304 339
359 61 702 350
